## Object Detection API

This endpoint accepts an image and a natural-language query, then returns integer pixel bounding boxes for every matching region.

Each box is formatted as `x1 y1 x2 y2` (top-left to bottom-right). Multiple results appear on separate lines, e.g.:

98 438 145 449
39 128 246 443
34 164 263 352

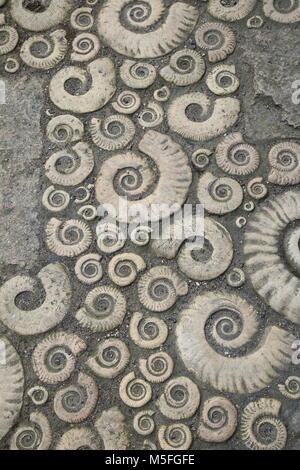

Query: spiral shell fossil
158 424 192 450
10 0 73 31
70 7 94 31
20 30 67 69
54 372 98 423
267 141 300 185
86 338 130 379
27 387 48 406
120 60 157 89
138 266 188 312
139 352 174 383
49 59 116 114
46 218 92 257
176 291 295 394
76 285 127 332
133 410 155 436
112 90 141 114
206 64 240 96
42 186 70 212
263 0 300 23
0 336 24 443
46 115 84 145
207 0 257 22
129 312 168 349
168 92 240 141
138 101 164 128
119 371 152 408
95 407 129 450
195 22 236 63
108 253 146 287
32 332 86 384
241 398 287 450
97 0 199 58
198 396 237 443
159 49 206 86
0 264 71 335
45 142 94 187
0 22 18 56
157 376 200 420
247 177 268 199
89 114 135 150
75 253 103 285
197 172 244 214
278 376 300 399
215 133 260 176
95 130 192 224
10 413 52 450
244 190 300 324
56 428 99 450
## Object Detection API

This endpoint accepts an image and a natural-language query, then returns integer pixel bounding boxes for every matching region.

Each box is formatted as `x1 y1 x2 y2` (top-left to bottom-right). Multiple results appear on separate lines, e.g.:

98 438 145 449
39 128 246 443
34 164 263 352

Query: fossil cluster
1 0 300 451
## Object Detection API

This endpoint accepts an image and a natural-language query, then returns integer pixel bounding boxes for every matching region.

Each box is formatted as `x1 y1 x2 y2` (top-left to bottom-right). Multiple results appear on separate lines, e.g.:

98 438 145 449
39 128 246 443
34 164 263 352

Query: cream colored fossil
10 412 52 450
70 7 94 30
89 114 135 150
153 86 171 102
206 64 239 95
112 90 141 114
75 253 103 285
119 372 152 408
195 22 236 62
129 312 168 349
46 115 84 145
96 222 126 254
191 148 213 170
76 285 127 332
138 101 164 128
27 386 48 406
244 190 300 324
95 407 129 450
71 33 100 62
278 376 300 399
95 130 192 224
215 133 260 176
158 424 192 450
139 352 174 384
49 59 116 114
157 376 200 420
138 266 188 312
46 218 92 257
241 399 287 450
56 428 99 450
176 291 295 394
77 205 97 221
168 93 240 141
45 142 94 186
97 0 199 58
247 177 268 199
85 338 130 379
0 21 18 55
20 30 67 69
159 49 206 86
130 225 152 246
152 215 233 281
5 57 19 73
10 0 73 31
142 440 157 450
207 0 257 21
268 141 300 185
108 253 146 287
263 0 300 23
198 172 243 214
74 186 92 204
0 336 24 443
120 60 157 89
54 372 98 424
198 396 237 443
133 410 155 436
42 186 70 212
0 264 71 335
226 267 245 287
32 332 86 384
